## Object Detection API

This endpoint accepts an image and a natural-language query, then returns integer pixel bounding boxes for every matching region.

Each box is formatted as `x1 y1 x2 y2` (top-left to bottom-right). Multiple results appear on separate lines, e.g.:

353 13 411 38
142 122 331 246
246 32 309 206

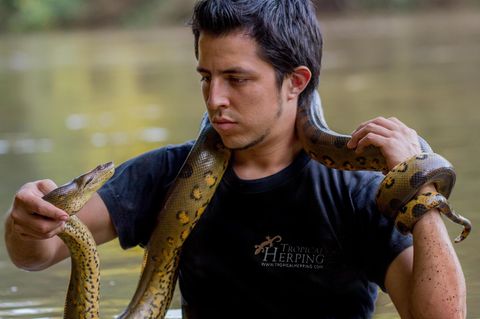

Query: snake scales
42 92 471 318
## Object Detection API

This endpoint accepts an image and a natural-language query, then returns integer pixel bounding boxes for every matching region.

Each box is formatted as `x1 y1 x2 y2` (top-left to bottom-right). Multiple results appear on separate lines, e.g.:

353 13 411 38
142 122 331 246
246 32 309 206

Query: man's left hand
347 116 421 170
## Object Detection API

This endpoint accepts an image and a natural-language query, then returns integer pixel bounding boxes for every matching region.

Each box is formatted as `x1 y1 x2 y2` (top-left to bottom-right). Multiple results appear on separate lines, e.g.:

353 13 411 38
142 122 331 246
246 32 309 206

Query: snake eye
84 176 94 186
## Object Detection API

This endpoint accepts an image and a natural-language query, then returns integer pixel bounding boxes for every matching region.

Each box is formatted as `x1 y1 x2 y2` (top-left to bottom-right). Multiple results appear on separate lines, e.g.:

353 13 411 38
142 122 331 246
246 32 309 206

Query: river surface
0 9 479 319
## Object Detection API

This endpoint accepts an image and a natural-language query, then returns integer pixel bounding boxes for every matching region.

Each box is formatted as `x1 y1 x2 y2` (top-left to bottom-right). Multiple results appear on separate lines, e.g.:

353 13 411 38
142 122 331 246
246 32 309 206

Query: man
4 0 466 318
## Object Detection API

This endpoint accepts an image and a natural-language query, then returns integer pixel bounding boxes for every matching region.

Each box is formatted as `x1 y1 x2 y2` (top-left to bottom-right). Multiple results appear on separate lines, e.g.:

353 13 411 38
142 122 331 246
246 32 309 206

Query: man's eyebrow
222 67 254 75
196 66 209 74
196 66 254 75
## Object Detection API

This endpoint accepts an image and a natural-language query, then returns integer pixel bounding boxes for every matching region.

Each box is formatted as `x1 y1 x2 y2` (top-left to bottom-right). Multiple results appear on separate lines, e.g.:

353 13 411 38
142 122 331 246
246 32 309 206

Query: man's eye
200 76 211 82
229 77 247 84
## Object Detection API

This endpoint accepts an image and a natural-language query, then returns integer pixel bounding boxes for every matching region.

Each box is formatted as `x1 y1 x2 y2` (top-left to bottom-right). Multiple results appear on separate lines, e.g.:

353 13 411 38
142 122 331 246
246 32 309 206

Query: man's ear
286 66 312 101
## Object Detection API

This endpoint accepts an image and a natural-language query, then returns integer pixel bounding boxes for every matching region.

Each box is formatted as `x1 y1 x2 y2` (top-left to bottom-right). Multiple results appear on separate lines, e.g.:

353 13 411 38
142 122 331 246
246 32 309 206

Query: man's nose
205 79 229 111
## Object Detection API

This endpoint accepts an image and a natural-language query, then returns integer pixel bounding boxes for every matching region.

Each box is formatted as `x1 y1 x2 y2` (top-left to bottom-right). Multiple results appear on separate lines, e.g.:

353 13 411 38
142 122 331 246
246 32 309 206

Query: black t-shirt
98 141 412 319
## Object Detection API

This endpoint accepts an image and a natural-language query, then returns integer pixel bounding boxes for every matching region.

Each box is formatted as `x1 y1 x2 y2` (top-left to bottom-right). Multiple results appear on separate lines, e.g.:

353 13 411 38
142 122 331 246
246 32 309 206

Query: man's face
196 31 294 151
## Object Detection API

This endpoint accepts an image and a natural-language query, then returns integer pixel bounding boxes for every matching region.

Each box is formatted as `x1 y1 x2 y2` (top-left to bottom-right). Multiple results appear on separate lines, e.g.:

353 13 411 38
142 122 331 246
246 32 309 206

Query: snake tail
376 153 456 218
396 192 472 242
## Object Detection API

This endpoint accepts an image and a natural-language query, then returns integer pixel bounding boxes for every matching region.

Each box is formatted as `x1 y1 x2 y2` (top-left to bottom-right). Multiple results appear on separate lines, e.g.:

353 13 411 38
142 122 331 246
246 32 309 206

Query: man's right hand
5 178 116 271
8 179 69 240
4 179 73 271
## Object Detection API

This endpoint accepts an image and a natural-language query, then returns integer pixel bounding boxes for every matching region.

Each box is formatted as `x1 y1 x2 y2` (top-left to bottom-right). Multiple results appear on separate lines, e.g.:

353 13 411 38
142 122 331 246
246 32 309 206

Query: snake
41 92 471 318
42 162 115 318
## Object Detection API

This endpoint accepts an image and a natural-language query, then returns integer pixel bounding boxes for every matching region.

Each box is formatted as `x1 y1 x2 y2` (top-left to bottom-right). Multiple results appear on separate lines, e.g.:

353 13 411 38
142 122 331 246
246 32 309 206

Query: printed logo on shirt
254 235 327 270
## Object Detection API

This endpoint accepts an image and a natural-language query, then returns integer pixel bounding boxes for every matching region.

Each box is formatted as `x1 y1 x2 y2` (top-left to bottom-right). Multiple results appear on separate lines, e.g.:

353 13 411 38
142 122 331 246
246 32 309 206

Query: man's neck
232 135 302 180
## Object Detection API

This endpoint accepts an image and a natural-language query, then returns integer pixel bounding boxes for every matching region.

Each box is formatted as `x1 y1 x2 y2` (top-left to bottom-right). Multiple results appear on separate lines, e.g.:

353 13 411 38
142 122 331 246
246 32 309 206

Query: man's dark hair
190 0 323 108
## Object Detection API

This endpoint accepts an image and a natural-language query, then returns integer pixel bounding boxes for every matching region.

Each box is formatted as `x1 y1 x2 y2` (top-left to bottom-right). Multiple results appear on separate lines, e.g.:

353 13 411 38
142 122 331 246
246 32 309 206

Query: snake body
297 93 471 240
43 92 471 318
117 117 230 318
42 162 115 319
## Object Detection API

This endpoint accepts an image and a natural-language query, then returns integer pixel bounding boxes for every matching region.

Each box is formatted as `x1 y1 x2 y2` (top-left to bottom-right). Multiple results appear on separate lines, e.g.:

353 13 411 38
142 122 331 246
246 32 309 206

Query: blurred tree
0 0 16 30
3 0 86 31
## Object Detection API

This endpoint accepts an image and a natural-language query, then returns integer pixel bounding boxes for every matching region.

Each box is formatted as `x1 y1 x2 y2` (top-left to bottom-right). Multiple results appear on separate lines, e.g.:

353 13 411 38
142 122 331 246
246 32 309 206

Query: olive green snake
42 92 471 318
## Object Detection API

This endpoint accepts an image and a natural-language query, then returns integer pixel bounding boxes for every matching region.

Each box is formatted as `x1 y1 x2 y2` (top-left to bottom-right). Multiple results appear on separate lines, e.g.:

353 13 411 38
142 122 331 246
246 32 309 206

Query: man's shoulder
151 140 195 158
108 140 196 186
129 140 195 166
307 159 383 192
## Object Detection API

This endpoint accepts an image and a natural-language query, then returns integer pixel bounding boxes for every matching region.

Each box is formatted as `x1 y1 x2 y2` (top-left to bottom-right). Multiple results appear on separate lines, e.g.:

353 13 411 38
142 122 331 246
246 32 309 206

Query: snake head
74 162 115 195
44 162 115 214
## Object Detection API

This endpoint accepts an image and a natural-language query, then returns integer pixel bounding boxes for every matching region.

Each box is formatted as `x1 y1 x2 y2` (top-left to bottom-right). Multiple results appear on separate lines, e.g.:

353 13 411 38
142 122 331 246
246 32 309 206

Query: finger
28 213 67 235
13 215 66 239
15 227 61 240
37 179 59 196
387 117 418 136
15 230 44 241
348 117 391 148
351 116 398 135
14 188 68 221
15 226 57 240
348 122 393 149
355 133 389 154
11 206 66 230
387 116 409 129
385 117 420 149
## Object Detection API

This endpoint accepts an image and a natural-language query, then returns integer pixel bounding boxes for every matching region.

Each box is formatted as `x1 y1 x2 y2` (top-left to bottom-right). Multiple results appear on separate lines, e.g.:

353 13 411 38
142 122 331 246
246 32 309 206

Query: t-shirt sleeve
349 171 413 291
97 142 193 249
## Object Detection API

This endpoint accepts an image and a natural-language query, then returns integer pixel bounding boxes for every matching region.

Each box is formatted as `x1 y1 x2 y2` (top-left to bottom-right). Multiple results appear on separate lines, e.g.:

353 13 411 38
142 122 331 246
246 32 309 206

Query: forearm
410 209 466 319
4 213 68 271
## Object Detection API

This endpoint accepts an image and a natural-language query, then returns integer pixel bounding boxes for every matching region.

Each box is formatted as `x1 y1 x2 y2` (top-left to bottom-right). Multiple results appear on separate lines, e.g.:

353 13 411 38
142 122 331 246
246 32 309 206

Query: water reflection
0 137 53 155
0 9 479 319
0 129 169 155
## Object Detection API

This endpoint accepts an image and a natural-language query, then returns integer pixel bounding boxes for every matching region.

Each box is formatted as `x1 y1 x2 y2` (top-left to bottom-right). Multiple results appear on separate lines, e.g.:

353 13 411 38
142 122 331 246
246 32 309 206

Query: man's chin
218 137 243 151
219 138 239 150
220 134 266 151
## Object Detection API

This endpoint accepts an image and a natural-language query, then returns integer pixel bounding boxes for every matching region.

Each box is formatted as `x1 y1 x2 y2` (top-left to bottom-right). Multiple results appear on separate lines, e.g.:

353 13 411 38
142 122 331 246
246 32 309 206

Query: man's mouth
212 117 236 131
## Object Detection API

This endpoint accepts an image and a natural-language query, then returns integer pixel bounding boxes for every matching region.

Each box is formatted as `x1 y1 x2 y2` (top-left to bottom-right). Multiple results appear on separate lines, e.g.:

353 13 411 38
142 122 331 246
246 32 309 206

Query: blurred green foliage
0 0 479 32
0 0 86 31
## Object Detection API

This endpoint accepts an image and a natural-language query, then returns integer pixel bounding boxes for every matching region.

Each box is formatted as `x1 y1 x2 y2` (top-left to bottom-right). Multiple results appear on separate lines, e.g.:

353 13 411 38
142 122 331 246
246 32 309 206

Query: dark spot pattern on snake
396 221 410 235
308 150 318 160
412 203 428 218
384 176 395 189
322 155 335 166
343 161 353 170
334 137 345 149
389 198 403 215
179 164 193 178
410 171 427 189
356 157 366 165
395 162 409 173
309 131 321 144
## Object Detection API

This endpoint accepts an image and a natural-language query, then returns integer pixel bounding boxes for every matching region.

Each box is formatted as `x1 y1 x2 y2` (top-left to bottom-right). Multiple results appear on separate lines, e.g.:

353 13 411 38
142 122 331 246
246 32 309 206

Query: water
0 10 479 318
